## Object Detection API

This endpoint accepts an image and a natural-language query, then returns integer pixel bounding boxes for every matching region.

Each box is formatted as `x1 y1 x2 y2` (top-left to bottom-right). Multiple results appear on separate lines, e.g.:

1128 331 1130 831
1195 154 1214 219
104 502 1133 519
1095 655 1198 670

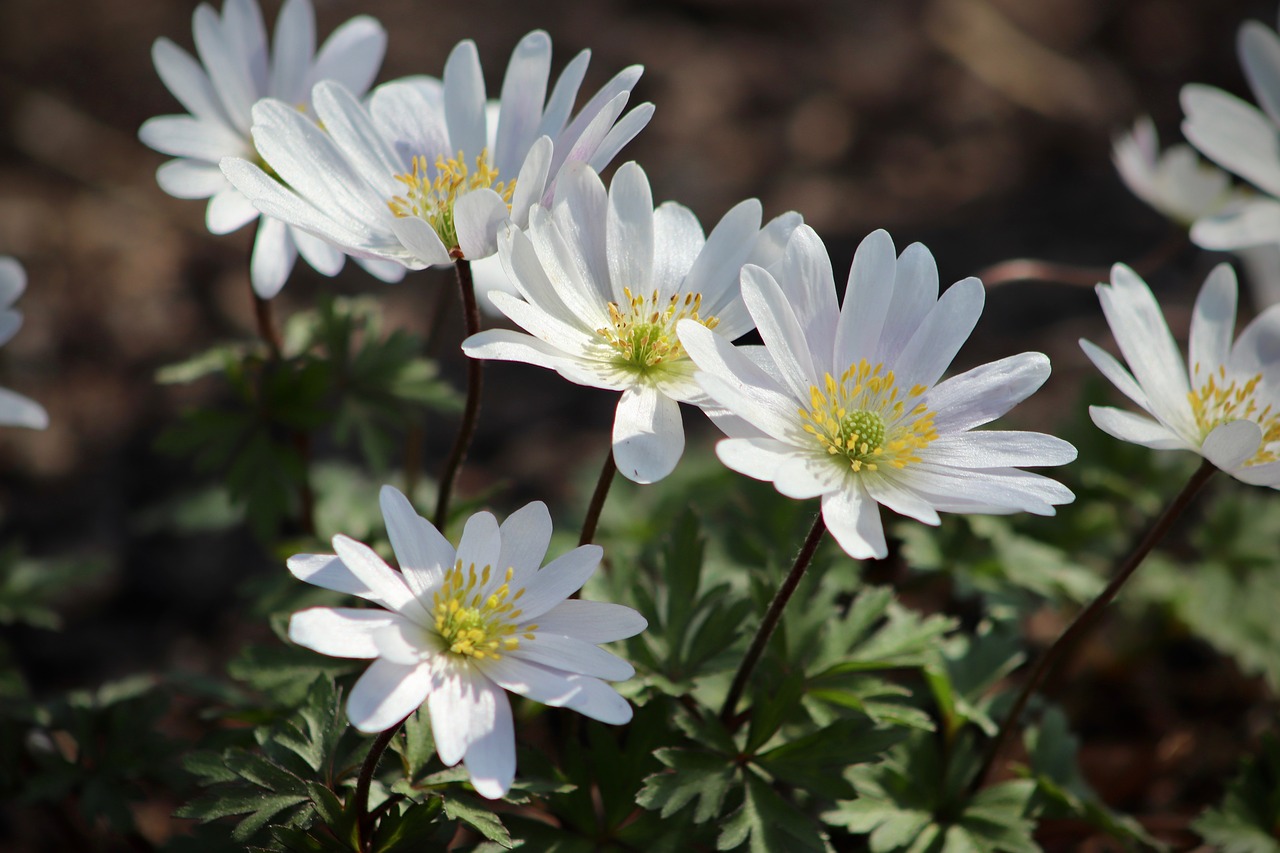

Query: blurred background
0 0 1274 846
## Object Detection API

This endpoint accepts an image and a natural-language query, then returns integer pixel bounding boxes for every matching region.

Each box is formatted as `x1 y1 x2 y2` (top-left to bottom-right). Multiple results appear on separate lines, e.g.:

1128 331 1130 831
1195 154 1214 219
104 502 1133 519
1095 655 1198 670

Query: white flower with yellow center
287 486 644 799
1082 262 1280 486
138 0 398 298
0 258 47 429
221 30 653 269
676 227 1076 560
461 161 802 484
1113 116 1239 227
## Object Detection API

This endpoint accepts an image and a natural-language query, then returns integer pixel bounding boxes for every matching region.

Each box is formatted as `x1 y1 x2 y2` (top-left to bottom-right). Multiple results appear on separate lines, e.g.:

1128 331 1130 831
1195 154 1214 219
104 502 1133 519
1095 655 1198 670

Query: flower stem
579 449 617 547
972 458 1216 791
433 259 483 530
719 511 827 727
354 724 401 852
251 291 284 362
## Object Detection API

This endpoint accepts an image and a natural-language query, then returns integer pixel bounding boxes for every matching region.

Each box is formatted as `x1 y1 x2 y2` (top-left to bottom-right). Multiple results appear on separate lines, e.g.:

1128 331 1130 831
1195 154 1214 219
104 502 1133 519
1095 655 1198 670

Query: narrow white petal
651 202 705 295
443 39 487 160
369 79 449 166
479 656 633 724
536 49 590 140
206 187 260 234
1188 263 1238 386
612 385 684 484
1088 406 1188 450
156 159 228 199
388 216 453 267
192 3 259 134
267 0 315 103
548 76 637 181
1192 201 1280 249
292 226 345 276
512 634 634 680
0 389 48 429
586 102 655 175
772 452 845 500
927 352 1050 433
311 81 402 195
863 476 941 526
822 483 886 560
462 679 515 800
428 664 479 765
512 545 602 622
1227 301 1280 378
1182 83 1280 197
774 226 839 370
139 115 247 161
456 512 502 582
531 600 647 643
606 162 655 302
897 464 1073 515
1201 419 1263 471
455 188 510 260
288 607 397 659
380 485 452 597
497 501 553 586
527 207 611 327
151 37 231 127
879 242 940 365
924 431 1078 468
330 535 419 614
462 328 627 391
684 198 762 323
347 659 433 733
307 15 387 98
740 265 818 400
494 30 552 178
1241 19 1280 126
1231 459 1280 486
715 436 798 482
549 162 611 295
834 229 897 368
893 277 984 391
249 216 296 299
508 136 553 229
1079 339 1154 414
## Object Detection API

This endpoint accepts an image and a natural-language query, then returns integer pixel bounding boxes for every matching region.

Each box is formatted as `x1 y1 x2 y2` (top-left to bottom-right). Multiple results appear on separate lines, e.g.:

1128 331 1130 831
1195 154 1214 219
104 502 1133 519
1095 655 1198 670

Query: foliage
1193 735 1280 853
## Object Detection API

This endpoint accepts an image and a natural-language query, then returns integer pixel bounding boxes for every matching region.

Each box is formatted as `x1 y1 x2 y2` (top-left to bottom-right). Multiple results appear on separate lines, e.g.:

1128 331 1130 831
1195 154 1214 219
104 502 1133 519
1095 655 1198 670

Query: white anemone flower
675 227 1076 560
1181 14 1280 252
287 486 646 799
139 0 396 299
221 30 653 270
0 258 47 429
1113 116 1237 226
1081 262 1280 487
461 161 802 484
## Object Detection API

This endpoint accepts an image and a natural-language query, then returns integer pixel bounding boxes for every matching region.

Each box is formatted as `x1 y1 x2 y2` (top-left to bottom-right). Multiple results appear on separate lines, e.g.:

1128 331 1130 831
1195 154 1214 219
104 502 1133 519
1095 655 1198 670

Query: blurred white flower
139 0 398 299
1082 262 1280 487
676 227 1075 560
462 161 802 484
222 30 653 271
287 486 645 799
1113 116 1236 226
0 258 47 430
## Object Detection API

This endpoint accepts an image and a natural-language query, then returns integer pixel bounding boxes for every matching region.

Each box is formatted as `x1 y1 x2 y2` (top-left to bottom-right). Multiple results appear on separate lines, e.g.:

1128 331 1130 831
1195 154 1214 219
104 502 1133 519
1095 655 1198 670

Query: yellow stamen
387 148 515 256
597 288 719 374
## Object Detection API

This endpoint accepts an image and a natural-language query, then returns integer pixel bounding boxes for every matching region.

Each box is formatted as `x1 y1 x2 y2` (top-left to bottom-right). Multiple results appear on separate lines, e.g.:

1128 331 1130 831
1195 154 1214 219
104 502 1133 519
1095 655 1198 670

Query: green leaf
716 769 833 852
756 717 908 799
1193 735 1280 853
637 748 737 823
443 795 514 848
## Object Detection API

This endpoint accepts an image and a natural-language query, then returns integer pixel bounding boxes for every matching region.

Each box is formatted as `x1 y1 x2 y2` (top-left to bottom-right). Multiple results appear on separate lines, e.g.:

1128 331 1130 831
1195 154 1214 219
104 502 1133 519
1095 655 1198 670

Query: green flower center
598 288 718 375
388 149 515 257
431 560 535 660
800 360 938 473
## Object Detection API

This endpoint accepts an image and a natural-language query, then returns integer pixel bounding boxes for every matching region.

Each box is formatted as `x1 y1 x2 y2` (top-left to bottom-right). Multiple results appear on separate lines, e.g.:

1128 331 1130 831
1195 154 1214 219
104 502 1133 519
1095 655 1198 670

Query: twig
354 724 401 852
433 259 484 530
579 449 617 547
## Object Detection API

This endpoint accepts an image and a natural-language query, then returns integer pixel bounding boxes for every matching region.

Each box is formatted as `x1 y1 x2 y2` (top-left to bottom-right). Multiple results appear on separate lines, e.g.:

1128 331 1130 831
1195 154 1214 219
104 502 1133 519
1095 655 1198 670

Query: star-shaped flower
139 0 397 298
287 486 645 799
1082 262 1280 486
461 161 802 483
676 227 1076 559
222 30 652 269
0 257 47 430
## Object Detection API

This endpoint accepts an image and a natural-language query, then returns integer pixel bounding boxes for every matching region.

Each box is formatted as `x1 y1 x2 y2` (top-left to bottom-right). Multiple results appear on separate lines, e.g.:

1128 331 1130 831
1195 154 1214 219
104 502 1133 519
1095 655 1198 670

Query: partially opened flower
676 227 1076 560
0 258 47 430
1181 14 1280 252
461 161 802 483
1081 262 1280 486
222 30 653 270
287 486 645 799
1113 116 1237 226
139 0 395 298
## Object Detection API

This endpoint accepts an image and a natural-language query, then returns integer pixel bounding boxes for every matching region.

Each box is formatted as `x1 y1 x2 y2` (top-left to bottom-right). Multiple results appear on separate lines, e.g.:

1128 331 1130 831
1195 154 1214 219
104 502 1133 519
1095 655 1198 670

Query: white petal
462 679 515 800
508 135 553 229
288 606 397 659
612 385 684 484
1227 301 1280 378
0 389 47 429
863 476 941 526
1239 21 1280 132
267 0 315 103
139 115 247 161
192 3 259 134
1088 406 1188 450
606 162 655 302
513 545 602 622
347 658 433 733
926 352 1050 433
1182 83 1280 198
462 328 626 391
369 79 449 166
684 197 762 325
206 187 260 234
531 600 647 644
292 226 345 276
772 452 845 500
479 656 633 724
1079 339 1154 414
923 431 1078 468
249 216 296 299
0 258 25 308
1231 459 1280 486
650 202 705 294
715 436 798 482
456 512 502 581
821 483 886 560
311 81 402 195
834 228 897 368
329 535 419 614
151 37 231 126
380 485 452 597
897 464 1073 515
774 226 839 369
388 216 453 267
493 30 552 179
536 49 590 140
511 634 634 680
497 501 553 587
586 102 655 174
1188 263 1238 385
1201 419 1263 471
740 264 818 400
428 664 485 765
549 162 611 295
443 39 487 160
307 15 387 98
548 66 642 178
455 188 510 260
1192 201 1280 250
527 206 611 327
156 159 229 199
893 277 984 391
879 242 940 365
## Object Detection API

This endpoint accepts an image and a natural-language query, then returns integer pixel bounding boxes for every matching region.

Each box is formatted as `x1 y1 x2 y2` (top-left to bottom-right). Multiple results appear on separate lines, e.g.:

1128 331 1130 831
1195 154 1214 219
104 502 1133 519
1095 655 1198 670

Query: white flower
139 0 397 299
287 486 645 799
461 161 802 484
1113 116 1237 226
0 258 47 430
221 30 653 271
1181 15 1280 252
676 227 1076 560
1081 262 1280 486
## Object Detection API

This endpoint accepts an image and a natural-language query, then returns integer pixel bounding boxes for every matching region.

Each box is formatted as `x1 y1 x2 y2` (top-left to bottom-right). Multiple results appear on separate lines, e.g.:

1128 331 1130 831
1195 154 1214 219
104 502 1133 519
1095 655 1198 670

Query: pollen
799 359 938 473
431 561 535 660
597 288 718 374
1189 364 1280 466
387 148 516 256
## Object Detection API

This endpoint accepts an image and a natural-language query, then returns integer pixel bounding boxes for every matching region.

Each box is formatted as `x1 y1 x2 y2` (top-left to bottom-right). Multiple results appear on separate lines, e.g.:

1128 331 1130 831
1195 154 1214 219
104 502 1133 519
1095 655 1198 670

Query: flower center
1189 365 1280 466
431 560 535 660
799 360 937 473
598 288 718 374
388 149 515 256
